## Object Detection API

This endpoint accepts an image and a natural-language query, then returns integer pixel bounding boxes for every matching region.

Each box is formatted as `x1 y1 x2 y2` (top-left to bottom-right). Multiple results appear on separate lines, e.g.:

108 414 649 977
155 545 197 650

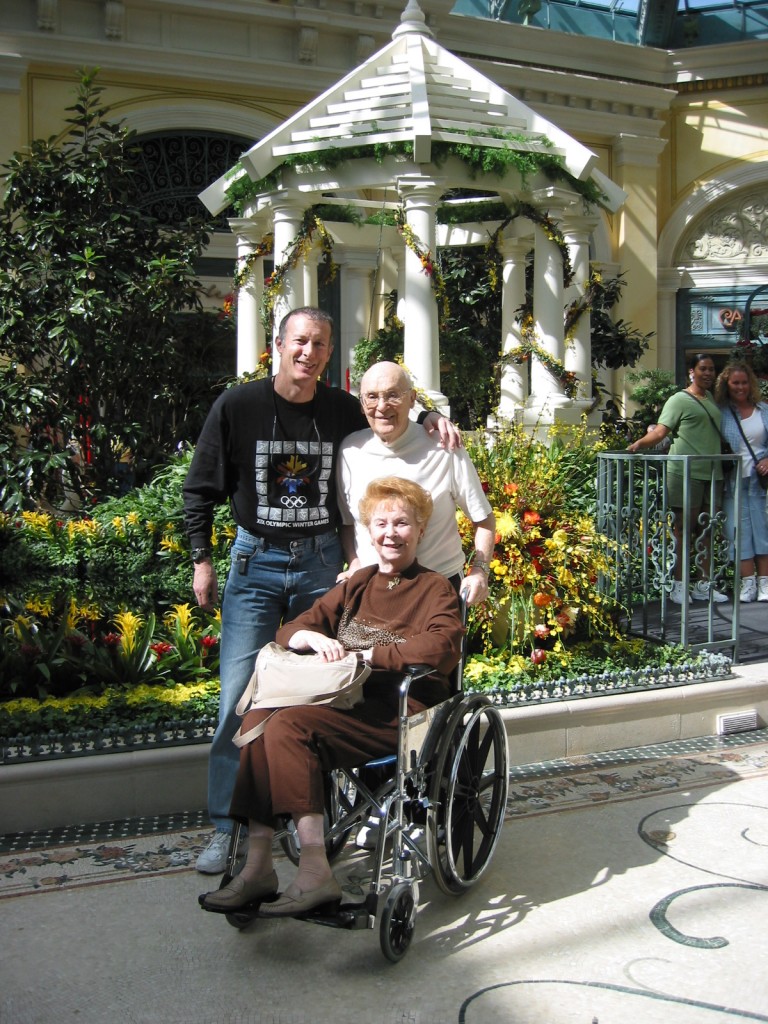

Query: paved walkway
1 730 767 1024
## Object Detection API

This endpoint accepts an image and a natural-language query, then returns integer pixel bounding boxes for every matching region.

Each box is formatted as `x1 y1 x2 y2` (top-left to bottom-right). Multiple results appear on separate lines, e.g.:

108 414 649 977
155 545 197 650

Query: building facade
1 0 765 412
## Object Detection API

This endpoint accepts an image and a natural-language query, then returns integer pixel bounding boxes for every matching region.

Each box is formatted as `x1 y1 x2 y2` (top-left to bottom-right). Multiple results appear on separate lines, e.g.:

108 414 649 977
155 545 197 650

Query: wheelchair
207 614 509 962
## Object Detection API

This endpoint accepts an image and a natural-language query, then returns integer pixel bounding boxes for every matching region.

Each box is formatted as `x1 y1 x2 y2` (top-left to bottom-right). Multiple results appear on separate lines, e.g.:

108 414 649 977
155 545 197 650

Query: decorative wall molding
36 0 57 31
682 189 768 265
658 161 768 268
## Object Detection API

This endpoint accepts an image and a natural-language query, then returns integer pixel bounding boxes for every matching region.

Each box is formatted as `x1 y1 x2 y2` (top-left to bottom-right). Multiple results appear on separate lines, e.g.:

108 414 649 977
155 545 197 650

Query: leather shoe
258 876 342 918
198 870 279 913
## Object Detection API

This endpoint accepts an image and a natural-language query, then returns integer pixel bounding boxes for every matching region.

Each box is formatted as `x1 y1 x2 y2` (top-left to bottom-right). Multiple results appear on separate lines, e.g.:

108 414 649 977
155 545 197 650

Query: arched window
126 130 251 228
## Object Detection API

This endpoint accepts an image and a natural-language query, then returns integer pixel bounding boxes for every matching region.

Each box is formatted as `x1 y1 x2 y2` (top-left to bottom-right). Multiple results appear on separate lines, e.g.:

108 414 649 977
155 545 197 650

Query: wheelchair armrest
398 665 433 705
403 663 434 680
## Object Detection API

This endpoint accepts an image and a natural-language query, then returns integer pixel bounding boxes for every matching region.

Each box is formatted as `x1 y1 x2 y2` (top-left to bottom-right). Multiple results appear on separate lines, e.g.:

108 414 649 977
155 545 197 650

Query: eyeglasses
360 389 409 410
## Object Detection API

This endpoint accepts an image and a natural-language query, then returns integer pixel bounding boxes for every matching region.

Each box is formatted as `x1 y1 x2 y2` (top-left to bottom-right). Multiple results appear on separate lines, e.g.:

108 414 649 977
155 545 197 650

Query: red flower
150 642 174 658
201 635 218 648
530 648 547 665
102 633 121 647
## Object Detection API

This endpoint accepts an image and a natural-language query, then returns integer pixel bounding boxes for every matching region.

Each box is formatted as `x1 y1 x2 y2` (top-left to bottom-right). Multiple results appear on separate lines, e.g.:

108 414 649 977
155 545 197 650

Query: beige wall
1 2 766 399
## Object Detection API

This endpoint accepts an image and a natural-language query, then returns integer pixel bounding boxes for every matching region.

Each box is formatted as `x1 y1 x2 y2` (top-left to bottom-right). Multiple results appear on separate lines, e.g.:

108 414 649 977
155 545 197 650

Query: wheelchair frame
215 632 509 961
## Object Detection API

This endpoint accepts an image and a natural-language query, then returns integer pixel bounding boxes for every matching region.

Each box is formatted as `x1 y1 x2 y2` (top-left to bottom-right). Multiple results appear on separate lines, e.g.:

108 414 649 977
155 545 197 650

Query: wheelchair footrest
299 896 377 931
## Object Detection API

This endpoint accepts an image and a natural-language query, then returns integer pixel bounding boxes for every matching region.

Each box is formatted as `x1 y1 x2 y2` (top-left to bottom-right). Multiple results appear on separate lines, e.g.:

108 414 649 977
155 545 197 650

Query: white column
563 215 597 408
302 245 321 310
337 249 377 392
530 221 569 410
657 267 683 374
496 237 530 420
271 192 306 372
233 226 266 376
396 177 446 409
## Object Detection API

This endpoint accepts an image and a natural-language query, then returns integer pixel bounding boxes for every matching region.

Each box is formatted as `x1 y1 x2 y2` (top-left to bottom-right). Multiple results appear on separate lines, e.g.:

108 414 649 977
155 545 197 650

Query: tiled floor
1 731 767 1023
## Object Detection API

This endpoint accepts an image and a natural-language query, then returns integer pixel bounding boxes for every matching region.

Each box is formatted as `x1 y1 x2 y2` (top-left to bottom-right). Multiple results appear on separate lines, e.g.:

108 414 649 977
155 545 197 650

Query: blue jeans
208 526 343 831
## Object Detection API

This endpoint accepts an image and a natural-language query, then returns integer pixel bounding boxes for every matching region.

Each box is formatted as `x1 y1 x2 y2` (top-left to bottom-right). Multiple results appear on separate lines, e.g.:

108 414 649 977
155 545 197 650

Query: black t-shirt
183 377 367 545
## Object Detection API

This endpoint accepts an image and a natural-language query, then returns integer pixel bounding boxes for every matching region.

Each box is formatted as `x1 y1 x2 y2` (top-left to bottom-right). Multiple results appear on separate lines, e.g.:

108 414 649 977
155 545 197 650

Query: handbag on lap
233 641 371 747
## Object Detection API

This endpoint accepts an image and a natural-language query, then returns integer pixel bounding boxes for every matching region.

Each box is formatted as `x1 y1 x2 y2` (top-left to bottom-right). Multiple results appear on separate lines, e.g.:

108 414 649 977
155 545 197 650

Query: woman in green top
627 353 727 606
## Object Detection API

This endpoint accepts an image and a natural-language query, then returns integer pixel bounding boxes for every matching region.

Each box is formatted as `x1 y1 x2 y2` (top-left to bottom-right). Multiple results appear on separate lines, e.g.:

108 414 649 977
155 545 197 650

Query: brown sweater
276 561 463 709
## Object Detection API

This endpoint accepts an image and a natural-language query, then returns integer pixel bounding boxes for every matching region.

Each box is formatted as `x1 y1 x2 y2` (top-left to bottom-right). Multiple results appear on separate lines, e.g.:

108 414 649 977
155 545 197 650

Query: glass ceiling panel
453 0 768 46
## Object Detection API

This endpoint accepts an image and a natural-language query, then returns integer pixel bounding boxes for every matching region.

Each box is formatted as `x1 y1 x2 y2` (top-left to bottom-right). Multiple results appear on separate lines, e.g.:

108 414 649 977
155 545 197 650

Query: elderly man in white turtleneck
337 361 494 606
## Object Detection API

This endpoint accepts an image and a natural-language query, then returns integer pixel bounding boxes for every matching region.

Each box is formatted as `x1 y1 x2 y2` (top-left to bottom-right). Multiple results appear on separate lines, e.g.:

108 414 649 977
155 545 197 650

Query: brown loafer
258 877 342 918
199 870 279 913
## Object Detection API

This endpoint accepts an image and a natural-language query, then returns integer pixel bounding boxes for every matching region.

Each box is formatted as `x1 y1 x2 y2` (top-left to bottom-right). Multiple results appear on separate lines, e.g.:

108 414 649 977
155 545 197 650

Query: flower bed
0 645 733 765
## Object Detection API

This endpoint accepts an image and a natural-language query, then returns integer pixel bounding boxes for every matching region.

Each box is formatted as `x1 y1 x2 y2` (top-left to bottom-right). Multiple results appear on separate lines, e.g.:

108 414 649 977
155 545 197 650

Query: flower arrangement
461 418 620 670
0 452 229 700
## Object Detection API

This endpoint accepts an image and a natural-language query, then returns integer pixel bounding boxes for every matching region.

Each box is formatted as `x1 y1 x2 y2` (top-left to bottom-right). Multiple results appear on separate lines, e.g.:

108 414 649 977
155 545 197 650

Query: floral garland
229 210 337 336
485 202 574 289
233 233 274 291
260 209 337 334
394 209 450 325
507 313 580 399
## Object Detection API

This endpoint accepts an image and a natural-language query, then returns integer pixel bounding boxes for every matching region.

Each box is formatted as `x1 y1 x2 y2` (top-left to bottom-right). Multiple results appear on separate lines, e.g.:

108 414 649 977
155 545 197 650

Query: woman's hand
287 630 347 661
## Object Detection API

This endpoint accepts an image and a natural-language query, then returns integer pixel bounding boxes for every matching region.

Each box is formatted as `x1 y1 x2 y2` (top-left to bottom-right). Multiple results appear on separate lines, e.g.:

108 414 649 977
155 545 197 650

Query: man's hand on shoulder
423 410 462 451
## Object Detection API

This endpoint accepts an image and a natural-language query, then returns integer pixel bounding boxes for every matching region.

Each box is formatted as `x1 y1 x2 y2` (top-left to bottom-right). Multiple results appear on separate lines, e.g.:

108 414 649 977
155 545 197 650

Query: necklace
387 576 401 590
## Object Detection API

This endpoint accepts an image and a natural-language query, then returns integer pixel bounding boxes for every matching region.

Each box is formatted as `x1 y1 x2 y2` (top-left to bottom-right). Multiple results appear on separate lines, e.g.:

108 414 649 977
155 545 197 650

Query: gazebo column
232 222 266 376
271 191 306 372
302 245 321 310
528 220 569 413
396 176 447 410
337 248 377 391
563 214 598 410
496 237 530 421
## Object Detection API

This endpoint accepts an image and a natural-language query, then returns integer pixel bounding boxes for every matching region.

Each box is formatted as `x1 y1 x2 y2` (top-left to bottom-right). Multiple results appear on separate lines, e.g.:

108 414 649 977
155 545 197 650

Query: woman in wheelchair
200 477 464 918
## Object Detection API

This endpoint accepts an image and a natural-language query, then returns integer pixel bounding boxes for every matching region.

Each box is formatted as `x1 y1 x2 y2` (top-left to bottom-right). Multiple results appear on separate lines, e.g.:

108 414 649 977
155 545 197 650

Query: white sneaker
740 576 757 603
691 581 728 603
355 817 381 851
668 581 690 605
758 577 768 602
196 830 239 874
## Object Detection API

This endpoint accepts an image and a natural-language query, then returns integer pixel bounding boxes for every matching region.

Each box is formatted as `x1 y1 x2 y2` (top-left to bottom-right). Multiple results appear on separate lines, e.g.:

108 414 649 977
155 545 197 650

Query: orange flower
503 483 518 495
522 510 541 527
532 591 552 608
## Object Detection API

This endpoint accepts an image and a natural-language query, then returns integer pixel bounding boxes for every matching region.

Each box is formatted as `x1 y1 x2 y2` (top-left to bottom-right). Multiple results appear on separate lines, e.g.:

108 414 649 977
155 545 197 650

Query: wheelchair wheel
278 769 360 865
379 882 416 962
427 695 509 895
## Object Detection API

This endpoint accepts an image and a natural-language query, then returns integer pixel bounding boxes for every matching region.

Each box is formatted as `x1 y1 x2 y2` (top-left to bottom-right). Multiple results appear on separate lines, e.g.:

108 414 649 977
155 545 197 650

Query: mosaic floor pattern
1 730 767 1024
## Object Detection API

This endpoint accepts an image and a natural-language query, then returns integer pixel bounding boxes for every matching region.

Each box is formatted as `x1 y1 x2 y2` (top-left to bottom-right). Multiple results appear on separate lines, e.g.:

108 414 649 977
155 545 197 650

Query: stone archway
657 163 768 372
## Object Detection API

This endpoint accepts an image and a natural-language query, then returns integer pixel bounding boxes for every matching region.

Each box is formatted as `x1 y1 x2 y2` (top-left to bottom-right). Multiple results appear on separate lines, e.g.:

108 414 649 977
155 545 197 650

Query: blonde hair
714 361 762 406
358 477 433 528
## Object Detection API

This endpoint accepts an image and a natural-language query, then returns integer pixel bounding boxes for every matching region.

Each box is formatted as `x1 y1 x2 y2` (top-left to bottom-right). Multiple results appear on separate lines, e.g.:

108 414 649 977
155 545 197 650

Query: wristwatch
471 555 490 575
191 547 212 564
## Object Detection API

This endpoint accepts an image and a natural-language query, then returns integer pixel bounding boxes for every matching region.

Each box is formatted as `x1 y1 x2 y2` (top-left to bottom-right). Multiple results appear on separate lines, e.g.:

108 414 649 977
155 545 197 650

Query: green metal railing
597 452 741 660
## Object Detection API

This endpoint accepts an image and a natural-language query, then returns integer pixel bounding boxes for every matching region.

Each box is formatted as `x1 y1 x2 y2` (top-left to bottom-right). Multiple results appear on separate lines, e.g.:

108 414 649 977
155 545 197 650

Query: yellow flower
113 610 144 653
126 512 140 526
112 516 126 537
165 603 195 639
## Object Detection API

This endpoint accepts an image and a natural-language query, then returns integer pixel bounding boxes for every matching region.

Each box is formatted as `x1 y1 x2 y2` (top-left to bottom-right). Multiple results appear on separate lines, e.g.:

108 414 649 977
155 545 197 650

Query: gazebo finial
392 0 435 39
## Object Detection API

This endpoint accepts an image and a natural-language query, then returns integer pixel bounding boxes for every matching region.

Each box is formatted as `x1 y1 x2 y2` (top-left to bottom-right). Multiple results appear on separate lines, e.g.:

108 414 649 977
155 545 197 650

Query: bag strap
728 405 759 468
683 390 721 436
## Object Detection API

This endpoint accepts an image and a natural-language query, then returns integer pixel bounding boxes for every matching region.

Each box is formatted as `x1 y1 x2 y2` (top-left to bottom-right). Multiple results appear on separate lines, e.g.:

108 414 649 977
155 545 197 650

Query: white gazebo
200 0 625 422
